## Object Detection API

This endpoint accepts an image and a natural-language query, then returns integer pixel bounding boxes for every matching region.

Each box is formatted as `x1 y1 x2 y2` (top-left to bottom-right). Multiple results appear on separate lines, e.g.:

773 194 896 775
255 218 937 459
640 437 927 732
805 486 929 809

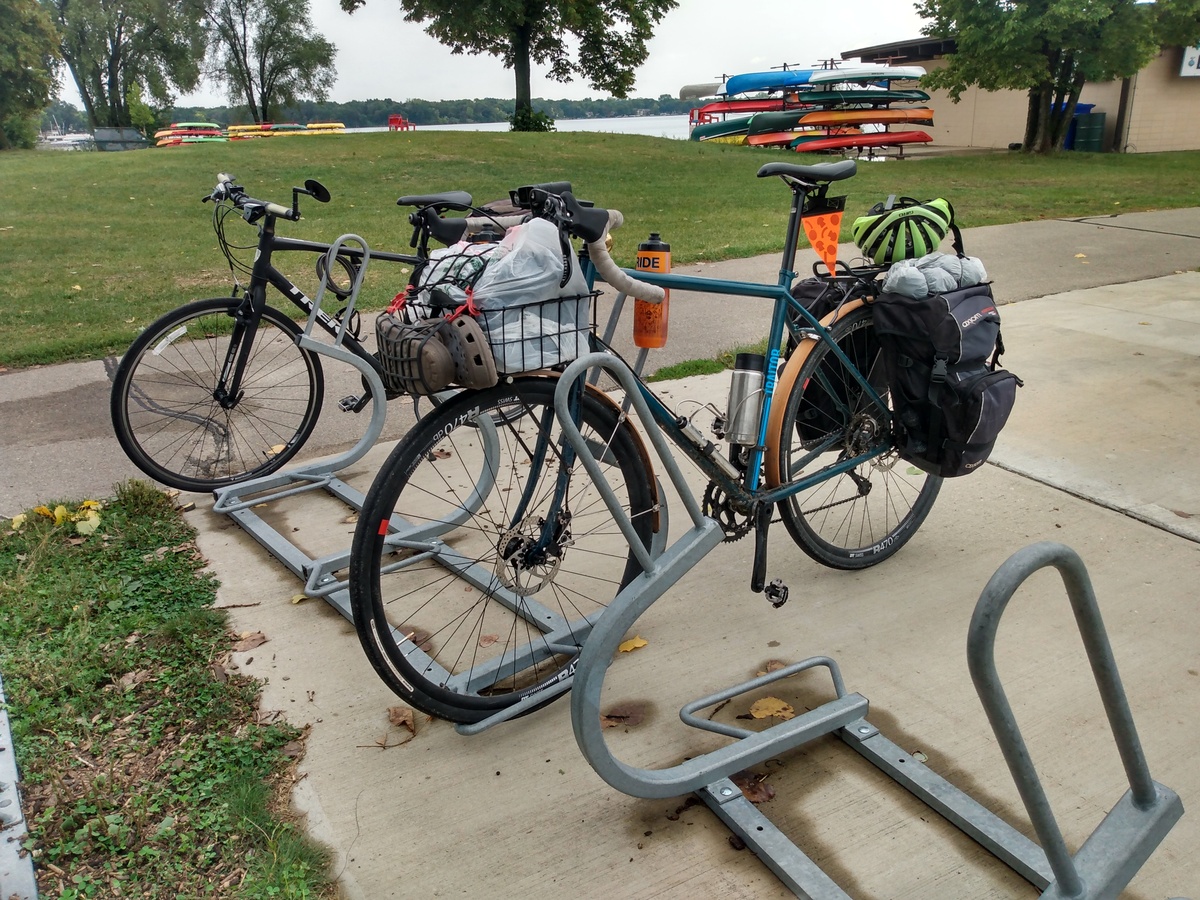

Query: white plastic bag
473 218 588 309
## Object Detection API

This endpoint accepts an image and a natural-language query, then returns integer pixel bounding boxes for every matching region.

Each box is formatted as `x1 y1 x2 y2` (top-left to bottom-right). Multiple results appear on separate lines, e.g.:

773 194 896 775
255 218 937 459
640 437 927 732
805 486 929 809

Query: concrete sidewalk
190 270 1200 898
3 209 1199 898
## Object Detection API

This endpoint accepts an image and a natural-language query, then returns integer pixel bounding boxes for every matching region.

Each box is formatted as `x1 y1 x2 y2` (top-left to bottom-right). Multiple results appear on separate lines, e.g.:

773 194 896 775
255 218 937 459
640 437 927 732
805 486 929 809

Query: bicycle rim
350 377 656 724
110 298 324 492
777 308 941 569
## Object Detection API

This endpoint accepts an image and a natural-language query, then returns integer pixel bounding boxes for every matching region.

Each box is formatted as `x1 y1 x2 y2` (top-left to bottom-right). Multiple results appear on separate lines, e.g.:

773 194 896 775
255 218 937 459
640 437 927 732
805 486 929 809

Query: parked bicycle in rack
348 160 946 731
108 173 513 493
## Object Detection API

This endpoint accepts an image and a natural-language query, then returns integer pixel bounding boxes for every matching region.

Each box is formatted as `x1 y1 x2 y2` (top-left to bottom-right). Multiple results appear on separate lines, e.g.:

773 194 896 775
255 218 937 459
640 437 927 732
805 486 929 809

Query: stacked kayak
154 122 226 147
688 64 935 154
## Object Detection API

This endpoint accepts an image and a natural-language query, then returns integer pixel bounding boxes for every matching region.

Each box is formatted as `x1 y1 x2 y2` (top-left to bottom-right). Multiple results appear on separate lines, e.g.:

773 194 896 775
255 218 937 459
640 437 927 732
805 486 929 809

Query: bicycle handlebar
583 210 665 305
204 173 299 222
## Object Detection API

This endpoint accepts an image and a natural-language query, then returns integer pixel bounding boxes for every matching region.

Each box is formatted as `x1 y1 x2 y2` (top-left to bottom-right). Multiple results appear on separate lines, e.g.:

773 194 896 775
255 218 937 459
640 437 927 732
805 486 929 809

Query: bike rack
212 239 655 733
551 355 1186 899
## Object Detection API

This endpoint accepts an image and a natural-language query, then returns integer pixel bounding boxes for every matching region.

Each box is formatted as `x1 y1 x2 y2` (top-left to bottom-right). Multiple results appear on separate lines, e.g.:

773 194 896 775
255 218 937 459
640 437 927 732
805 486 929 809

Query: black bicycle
109 174 471 492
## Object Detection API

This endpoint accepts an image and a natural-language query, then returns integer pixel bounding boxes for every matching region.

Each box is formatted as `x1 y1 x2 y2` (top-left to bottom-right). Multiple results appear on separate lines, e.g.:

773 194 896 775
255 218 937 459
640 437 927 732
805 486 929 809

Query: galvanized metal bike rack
553 352 1186 899
212 239 652 733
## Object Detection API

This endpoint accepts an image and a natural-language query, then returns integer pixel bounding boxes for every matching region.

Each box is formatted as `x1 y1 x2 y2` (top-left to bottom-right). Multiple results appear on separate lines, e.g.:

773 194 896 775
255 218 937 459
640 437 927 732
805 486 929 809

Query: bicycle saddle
396 191 473 211
757 160 857 183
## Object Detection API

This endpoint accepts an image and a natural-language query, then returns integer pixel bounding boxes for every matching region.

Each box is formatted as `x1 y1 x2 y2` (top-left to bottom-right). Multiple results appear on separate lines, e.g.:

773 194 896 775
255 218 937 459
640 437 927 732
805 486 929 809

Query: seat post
777 182 811 288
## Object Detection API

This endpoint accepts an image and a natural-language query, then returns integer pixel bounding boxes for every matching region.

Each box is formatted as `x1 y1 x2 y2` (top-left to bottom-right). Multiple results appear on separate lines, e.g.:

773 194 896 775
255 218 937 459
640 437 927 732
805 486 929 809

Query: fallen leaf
400 624 433 653
9 514 26 531
388 706 416 734
756 659 788 677
116 670 152 690
290 594 307 604
731 770 776 804
728 834 746 851
209 662 228 682
280 740 304 759
1074 253 1087 259
67 536 86 546
77 500 103 511
478 633 499 648
343 512 359 524
33 505 53 519
233 631 268 652
748 697 795 720
618 635 648 653
1138 321 1151 326
53 504 70 525
75 511 101 535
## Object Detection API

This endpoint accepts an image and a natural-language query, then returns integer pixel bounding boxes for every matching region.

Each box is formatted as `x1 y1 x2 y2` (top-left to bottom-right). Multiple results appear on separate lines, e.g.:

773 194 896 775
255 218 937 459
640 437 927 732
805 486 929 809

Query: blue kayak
724 69 817 96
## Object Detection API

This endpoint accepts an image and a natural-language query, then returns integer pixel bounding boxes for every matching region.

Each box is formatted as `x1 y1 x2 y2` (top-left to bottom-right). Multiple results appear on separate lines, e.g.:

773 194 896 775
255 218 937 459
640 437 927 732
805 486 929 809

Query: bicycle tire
110 298 324 492
776 306 941 569
349 376 656 725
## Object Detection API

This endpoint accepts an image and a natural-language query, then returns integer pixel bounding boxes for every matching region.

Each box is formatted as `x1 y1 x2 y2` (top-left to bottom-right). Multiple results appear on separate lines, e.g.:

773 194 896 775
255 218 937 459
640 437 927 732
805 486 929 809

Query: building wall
1121 47 1200 152
912 51 1199 152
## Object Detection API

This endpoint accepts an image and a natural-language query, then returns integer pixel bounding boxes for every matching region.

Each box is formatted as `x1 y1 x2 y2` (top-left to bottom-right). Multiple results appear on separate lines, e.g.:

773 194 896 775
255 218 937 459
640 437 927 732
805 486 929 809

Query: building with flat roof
843 38 1200 152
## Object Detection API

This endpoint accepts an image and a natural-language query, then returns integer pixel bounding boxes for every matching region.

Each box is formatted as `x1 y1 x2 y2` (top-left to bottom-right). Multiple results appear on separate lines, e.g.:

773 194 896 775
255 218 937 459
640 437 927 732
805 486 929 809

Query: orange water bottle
634 233 670 348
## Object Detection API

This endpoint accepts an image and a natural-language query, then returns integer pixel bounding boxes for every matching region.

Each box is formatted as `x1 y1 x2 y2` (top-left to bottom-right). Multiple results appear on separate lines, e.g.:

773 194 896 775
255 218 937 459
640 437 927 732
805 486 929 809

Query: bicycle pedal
764 578 789 609
338 394 366 413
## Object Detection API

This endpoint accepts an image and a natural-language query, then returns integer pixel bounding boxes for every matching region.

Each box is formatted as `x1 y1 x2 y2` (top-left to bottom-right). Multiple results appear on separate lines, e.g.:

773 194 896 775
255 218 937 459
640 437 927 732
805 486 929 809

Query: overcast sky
61 1 930 109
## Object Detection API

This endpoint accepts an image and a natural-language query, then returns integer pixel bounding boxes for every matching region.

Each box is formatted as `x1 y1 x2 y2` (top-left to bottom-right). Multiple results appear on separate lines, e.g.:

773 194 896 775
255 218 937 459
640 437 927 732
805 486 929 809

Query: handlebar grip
264 201 296 220
585 211 666 304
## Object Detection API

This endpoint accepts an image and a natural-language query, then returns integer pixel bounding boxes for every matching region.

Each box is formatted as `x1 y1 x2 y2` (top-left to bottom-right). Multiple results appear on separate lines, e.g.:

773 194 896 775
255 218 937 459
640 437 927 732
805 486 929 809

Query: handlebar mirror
303 179 331 203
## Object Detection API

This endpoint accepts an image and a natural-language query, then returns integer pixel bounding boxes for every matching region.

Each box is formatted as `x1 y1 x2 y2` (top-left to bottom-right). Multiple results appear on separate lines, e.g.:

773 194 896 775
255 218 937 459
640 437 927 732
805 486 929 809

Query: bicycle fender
763 297 868 488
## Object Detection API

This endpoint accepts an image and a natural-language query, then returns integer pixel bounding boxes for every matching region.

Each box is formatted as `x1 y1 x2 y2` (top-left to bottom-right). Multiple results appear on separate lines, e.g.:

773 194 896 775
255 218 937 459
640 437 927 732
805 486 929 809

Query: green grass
0 482 334 899
2 133 1199 367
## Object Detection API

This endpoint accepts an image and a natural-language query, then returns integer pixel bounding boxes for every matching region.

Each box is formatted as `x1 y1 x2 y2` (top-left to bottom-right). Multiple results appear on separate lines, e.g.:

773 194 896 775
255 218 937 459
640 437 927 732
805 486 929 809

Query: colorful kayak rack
689 63 936 156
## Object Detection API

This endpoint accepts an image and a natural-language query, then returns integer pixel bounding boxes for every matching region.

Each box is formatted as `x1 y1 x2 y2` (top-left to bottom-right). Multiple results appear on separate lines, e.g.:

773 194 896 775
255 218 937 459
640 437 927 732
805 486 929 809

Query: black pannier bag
873 283 1022 477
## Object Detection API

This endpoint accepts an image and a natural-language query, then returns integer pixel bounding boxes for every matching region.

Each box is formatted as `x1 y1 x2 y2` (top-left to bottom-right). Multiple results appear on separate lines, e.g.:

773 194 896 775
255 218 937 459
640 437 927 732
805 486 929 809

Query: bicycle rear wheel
776 306 941 569
349 376 656 725
110 298 324 492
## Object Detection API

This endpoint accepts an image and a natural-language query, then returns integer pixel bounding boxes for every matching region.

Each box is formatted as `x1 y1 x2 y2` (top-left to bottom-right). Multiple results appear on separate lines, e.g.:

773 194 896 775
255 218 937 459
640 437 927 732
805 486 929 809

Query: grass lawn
0 482 334 898
2 132 1199 367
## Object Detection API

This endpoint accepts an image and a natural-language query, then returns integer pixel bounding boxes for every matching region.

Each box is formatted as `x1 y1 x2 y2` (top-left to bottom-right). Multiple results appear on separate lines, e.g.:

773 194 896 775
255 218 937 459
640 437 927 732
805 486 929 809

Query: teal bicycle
348 159 942 728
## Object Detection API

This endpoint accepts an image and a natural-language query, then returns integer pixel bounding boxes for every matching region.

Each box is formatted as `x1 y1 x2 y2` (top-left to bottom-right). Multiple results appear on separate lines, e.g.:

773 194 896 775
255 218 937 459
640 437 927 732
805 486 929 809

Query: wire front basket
476 293 598 374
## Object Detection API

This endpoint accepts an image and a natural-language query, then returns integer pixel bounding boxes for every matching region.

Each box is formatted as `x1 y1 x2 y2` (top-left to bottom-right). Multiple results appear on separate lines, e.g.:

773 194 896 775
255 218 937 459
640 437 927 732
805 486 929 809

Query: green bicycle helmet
851 196 954 265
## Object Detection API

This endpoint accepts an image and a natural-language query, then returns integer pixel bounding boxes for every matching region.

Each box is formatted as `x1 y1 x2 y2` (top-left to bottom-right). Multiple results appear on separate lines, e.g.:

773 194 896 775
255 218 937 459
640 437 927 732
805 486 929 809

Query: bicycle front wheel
110 298 324 492
349 376 656 725
776 306 941 569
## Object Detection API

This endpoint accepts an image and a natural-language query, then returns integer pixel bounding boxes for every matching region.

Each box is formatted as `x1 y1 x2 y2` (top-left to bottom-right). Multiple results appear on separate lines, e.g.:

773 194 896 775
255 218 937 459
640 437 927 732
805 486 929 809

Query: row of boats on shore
685 64 934 155
154 121 346 147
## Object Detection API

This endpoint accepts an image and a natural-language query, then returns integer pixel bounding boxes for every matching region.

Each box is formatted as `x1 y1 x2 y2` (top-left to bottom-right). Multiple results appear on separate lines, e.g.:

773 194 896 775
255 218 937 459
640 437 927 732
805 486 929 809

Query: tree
339 0 677 131
43 0 208 129
1 0 60 149
917 0 1200 153
204 0 335 122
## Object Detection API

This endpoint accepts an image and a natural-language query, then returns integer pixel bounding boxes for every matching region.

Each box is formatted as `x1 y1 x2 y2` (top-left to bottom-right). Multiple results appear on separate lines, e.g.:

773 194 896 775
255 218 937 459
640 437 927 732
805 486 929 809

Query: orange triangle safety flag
801 211 843 273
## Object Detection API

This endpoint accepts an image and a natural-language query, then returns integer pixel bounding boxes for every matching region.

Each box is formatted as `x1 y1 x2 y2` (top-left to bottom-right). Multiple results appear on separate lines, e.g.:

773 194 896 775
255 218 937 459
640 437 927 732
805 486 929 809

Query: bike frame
217 211 420 405
581 181 892 513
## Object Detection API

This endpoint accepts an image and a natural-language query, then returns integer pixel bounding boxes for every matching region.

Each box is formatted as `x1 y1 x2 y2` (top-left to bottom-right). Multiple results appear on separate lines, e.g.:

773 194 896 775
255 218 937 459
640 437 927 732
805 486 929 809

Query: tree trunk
512 23 532 121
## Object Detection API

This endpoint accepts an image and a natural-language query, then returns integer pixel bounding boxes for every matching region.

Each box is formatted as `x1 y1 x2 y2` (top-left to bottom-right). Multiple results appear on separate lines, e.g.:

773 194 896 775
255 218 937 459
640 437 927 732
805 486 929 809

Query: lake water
352 114 692 141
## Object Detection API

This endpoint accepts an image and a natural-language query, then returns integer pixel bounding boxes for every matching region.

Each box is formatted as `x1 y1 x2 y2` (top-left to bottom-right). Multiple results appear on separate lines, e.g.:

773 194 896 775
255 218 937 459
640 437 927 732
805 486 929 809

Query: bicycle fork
213 291 263 410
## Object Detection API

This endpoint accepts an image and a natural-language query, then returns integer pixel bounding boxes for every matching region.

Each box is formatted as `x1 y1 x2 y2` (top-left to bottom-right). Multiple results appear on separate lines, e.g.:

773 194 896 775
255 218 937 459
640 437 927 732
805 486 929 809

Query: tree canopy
1 0 60 149
204 0 336 122
340 0 678 130
918 0 1200 153
42 0 207 129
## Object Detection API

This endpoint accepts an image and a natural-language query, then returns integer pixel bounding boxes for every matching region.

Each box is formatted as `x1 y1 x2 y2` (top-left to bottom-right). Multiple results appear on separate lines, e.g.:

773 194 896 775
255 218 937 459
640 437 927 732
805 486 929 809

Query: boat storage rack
553 351 1188 900
211 235 655 734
